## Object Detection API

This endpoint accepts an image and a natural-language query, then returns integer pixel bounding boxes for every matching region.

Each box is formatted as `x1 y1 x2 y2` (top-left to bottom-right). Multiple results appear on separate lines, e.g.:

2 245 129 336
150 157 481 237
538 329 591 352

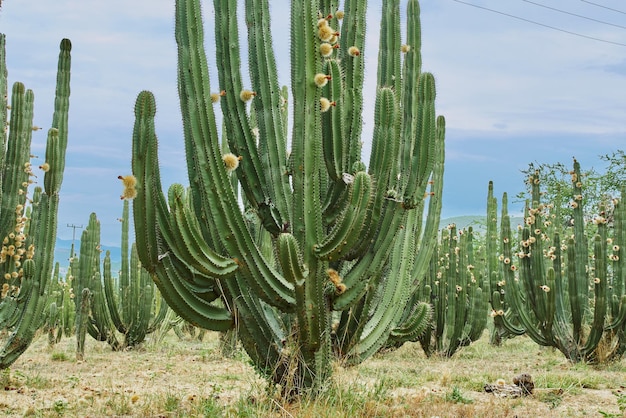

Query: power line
521 0 626 30
581 0 626 15
450 0 626 47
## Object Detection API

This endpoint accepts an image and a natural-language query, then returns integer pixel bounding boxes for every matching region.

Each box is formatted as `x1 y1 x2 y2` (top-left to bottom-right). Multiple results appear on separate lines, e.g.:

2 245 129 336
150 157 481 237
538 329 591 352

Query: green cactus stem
492 160 626 363
419 225 488 357
131 0 445 394
0 37 71 369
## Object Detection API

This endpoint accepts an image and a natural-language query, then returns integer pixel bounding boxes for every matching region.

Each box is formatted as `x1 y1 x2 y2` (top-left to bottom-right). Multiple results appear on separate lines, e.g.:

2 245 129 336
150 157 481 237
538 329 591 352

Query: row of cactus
72 201 166 353
0 35 71 369
487 159 626 362
418 225 489 357
130 0 444 394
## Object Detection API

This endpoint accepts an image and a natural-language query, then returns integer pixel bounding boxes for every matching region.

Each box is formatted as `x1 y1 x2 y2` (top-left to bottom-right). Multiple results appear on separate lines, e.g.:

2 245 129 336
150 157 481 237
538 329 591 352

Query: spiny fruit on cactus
131 0 445 395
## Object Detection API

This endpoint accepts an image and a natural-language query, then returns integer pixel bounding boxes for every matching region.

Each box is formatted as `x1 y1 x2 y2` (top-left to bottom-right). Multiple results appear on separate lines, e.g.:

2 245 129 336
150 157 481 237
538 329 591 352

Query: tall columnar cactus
0 36 71 369
131 0 444 393
486 182 521 345
492 159 626 362
72 213 122 351
419 225 488 357
102 200 167 348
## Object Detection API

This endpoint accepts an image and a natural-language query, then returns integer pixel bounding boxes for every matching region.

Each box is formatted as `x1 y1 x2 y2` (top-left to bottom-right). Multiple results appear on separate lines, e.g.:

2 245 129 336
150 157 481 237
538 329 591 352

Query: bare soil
1 331 625 417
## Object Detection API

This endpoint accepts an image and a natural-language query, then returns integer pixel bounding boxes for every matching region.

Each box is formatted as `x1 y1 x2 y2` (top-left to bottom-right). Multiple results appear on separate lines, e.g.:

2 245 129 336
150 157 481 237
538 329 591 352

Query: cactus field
2 0 626 416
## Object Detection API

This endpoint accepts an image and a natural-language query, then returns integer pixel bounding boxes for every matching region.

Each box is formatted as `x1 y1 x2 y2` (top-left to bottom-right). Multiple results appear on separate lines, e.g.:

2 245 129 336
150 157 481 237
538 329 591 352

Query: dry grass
1 330 625 417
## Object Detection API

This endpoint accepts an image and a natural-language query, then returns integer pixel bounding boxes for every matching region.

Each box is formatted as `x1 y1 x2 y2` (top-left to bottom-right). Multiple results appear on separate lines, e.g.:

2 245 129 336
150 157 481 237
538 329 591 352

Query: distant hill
440 215 525 236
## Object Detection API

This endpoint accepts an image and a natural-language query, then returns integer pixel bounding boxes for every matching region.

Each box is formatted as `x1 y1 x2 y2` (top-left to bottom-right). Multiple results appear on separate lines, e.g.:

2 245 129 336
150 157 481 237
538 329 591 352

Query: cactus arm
377 0 401 92
245 0 292 226
387 301 431 344
167 184 238 278
0 83 32 238
568 159 587 343
343 207 419 364
153 256 233 331
102 250 127 334
314 171 372 261
401 72 437 208
276 233 309 347
340 86 398 262
131 91 166 268
583 233 608 356
410 115 445 279
321 59 345 182
213 0 282 234
338 0 366 167
44 38 71 193
174 0 295 309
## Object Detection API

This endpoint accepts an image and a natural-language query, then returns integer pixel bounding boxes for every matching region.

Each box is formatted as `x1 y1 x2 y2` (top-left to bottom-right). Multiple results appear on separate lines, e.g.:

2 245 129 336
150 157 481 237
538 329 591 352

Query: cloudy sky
1 0 625 246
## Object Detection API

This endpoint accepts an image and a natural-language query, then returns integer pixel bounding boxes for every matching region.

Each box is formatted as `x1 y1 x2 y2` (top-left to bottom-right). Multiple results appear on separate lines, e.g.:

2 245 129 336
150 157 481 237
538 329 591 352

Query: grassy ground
1 330 626 417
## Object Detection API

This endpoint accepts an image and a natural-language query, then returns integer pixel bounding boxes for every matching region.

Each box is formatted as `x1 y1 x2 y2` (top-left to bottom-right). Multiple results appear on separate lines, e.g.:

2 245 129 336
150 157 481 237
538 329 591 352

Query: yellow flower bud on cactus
348 46 360 57
39 162 50 172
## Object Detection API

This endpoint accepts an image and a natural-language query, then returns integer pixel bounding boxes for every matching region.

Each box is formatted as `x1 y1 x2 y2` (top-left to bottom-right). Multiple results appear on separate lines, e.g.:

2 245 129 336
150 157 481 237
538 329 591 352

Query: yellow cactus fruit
239 90 256 102
319 97 335 112
121 187 138 200
335 283 347 294
327 268 342 285
210 90 226 103
319 43 336 57
223 153 242 173
314 73 331 87
118 175 137 189
348 46 360 57
318 24 336 42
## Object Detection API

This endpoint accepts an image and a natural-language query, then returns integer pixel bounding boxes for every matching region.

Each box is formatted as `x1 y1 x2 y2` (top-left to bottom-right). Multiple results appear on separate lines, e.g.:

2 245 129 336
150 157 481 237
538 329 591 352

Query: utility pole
67 223 83 259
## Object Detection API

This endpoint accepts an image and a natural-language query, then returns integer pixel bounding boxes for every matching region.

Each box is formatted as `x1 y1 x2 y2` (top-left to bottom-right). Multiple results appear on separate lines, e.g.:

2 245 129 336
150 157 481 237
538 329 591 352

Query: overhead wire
450 0 626 47
521 0 626 30
580 0 626 15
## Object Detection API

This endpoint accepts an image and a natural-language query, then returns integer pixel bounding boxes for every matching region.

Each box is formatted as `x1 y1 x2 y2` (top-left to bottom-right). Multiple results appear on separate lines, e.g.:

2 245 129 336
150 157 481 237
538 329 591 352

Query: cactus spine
131 0 444 393
0 36 71 368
